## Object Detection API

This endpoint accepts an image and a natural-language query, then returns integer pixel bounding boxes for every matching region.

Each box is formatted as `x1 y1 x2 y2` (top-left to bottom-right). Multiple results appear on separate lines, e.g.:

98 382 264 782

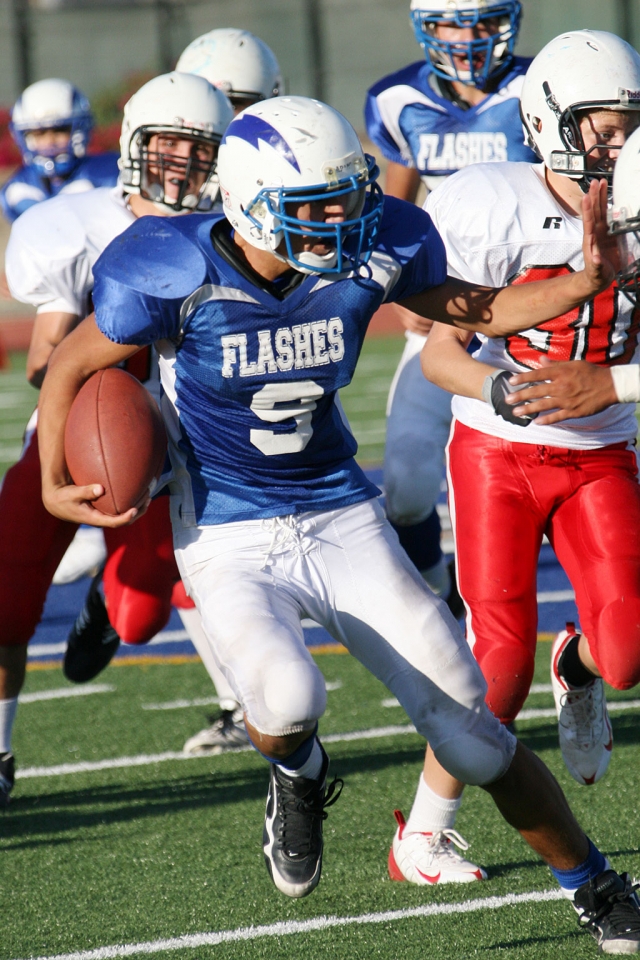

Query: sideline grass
3 645 639 960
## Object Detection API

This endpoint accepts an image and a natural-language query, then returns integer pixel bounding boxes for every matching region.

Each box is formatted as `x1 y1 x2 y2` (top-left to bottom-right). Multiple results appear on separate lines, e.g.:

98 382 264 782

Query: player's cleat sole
388 809 486 884
183 708 249 755
63 568 121 683
551 624 612 785
263 741 343 898
574 870 640 954
0 752 15 810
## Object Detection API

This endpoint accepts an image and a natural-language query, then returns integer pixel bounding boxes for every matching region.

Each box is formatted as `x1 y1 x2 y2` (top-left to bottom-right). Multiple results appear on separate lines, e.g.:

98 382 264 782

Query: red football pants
0 427 190 648
448 420 640 723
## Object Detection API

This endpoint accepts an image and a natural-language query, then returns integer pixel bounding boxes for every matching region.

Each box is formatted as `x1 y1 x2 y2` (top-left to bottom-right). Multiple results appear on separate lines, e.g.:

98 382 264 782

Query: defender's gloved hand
482 369 537 427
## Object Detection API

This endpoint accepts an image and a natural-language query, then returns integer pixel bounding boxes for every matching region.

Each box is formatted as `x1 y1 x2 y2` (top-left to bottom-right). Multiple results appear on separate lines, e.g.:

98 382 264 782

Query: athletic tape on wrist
611 364 640 404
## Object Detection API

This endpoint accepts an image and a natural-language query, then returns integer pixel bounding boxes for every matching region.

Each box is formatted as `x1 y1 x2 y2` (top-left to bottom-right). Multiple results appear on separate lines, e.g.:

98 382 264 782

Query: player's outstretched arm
38 313 143 528
399 180 615 338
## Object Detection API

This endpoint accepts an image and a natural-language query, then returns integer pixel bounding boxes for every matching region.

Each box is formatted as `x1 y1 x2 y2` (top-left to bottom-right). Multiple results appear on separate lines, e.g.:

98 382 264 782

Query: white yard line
19 889 565 960
16 725 420 780
19 685 114 704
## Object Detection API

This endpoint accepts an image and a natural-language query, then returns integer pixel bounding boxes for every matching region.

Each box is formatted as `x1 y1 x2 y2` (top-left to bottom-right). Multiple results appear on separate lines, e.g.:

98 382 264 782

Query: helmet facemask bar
614 227 640 306
244 155 384 274
410 2 521 88
127 125 221 213
546 94 640 191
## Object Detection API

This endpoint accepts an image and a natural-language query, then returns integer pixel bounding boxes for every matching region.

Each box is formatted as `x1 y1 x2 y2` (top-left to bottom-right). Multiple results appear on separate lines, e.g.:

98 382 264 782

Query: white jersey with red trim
426 161 640 449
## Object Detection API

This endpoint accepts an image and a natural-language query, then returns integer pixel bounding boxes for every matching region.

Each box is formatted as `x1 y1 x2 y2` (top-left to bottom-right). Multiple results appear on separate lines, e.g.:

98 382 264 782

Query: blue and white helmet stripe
218 96 384 275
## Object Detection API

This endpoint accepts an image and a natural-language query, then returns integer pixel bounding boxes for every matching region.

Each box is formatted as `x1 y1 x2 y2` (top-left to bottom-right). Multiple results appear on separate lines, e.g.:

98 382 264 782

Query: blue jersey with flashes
0 152 119 222
92 198 446 525
365 58 536 187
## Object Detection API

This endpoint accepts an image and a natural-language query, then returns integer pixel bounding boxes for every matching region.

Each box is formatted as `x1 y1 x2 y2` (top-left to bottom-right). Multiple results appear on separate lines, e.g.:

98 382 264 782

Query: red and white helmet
176 29 282 109
119 72 233 214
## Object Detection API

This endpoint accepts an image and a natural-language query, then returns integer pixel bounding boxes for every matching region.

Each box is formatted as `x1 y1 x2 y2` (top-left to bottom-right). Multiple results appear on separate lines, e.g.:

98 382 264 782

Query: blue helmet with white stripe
10 78 93 178
410 0 521 88
217 96 384 275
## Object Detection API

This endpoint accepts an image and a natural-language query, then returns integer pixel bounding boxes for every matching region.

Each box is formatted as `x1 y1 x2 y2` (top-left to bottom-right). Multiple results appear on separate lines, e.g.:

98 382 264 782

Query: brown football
64 368 167 517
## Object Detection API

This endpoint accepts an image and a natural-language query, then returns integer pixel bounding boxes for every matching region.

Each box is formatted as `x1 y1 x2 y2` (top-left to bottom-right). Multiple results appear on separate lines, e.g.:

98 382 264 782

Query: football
64 367 167 517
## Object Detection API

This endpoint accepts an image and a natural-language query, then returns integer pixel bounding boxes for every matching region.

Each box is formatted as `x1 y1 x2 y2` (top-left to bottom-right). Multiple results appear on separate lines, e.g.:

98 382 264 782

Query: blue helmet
10 78 94 179
410 1 522 89
217 97 384 275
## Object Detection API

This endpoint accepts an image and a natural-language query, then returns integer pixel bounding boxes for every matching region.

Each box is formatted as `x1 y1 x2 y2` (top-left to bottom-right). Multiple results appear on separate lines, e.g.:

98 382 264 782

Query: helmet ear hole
532 117 542 133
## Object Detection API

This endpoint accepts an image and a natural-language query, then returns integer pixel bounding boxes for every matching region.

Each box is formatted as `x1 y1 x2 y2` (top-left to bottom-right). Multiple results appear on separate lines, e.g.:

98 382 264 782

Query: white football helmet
409 0 522 88
217 96 384 275
610 126 640 304
176 29 282 109
119 72 234 215
11 78 93 178
520 31 640 189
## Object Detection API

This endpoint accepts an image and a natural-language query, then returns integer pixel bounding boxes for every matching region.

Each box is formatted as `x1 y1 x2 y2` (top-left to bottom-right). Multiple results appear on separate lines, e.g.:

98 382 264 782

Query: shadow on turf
0 768 271 847
486 929 584 952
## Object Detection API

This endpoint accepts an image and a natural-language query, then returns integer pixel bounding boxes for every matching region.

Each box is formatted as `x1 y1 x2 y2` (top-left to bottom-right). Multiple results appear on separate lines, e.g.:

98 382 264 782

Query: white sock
405 773 462 834
0 697 18 754
278 738 323 780
421 557 451 599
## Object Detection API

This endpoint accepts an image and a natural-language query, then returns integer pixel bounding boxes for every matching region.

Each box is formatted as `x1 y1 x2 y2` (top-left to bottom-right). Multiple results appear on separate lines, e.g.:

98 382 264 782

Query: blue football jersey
365 58 537 189
92 199 447 525
0 152 119 223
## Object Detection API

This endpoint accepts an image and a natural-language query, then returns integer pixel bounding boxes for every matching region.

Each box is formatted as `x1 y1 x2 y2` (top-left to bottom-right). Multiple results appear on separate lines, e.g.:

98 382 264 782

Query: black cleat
263 741 343 898
0 752 15 809
574 870 640 954
63 569 120 683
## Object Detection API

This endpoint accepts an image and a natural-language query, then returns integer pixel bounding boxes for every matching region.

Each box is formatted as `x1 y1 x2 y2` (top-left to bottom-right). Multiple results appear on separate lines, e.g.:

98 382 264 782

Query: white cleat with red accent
388 810 487 885
551 624 613 786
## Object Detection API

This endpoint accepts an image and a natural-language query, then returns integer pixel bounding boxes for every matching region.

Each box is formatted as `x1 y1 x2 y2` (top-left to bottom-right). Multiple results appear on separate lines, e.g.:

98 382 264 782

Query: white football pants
384 332 453 525
173 497 515 786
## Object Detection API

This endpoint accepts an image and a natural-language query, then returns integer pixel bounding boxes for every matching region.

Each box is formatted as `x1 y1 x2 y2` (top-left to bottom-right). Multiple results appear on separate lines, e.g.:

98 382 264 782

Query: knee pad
595 597 640 690
475 643 534 724
259 658 327 734
433 727 515 786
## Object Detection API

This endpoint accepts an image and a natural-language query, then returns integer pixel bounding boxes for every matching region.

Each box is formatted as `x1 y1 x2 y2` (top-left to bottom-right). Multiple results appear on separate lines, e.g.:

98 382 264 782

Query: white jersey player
33 98 640 954
412 30 640 889
0 73 235 806
508 122 640 419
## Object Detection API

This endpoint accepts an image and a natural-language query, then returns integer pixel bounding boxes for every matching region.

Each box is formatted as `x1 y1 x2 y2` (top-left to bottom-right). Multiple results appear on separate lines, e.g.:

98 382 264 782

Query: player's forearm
38 314 140 504
400 270 610 338
421 330 495 398
27 311 79 388
487 270 606 337
38 341 94 498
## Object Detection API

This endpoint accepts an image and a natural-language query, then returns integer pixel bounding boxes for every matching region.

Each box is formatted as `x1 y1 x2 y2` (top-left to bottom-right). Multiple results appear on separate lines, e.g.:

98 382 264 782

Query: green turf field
3 644 640 960
0 352 37 477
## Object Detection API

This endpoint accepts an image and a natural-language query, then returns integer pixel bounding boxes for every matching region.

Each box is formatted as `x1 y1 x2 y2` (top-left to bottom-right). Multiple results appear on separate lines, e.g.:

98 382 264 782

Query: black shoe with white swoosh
263 741 343 898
